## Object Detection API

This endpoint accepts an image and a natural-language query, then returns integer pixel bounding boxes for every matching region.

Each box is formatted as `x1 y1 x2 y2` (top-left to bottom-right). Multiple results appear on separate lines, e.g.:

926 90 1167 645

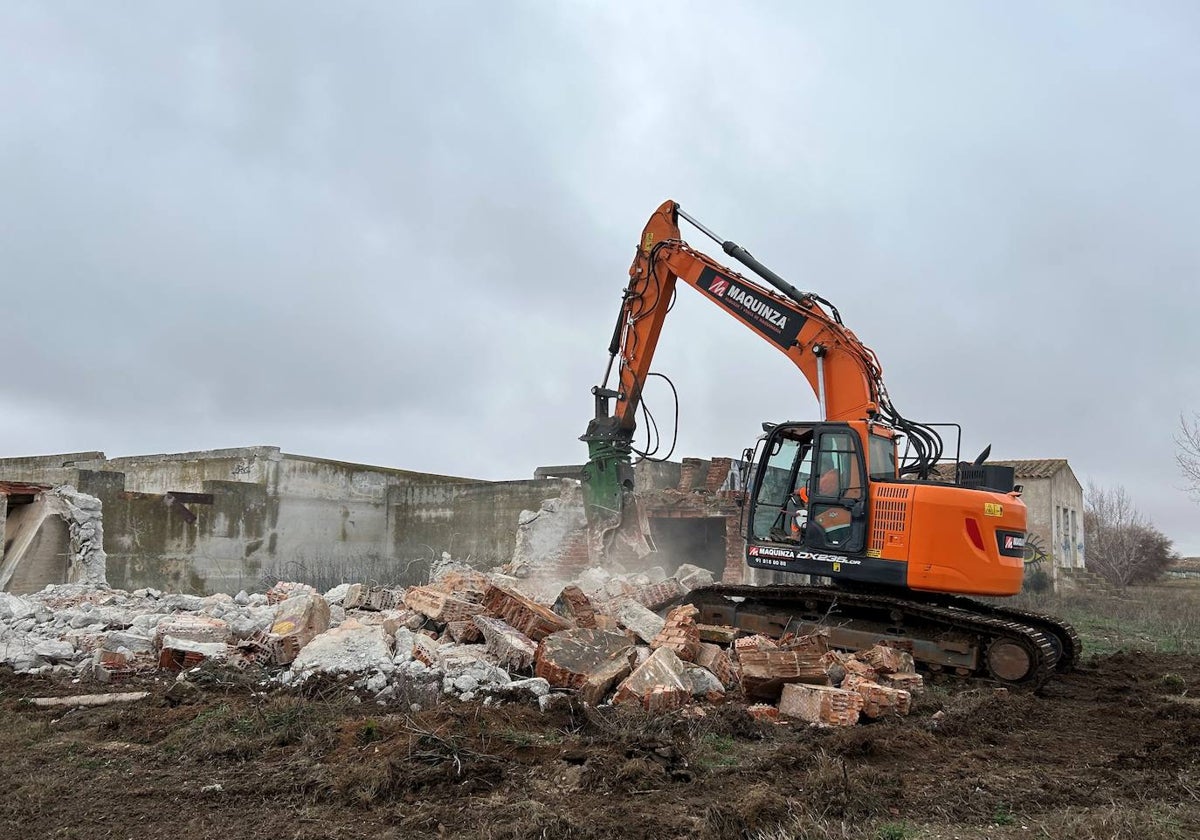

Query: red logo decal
748 545 759 556
1004 536 1013 549
709 279 729 297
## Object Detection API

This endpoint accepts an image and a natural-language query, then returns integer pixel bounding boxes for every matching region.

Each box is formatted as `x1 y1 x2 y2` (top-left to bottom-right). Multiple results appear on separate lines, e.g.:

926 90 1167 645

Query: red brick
613 647 690 710
876 671 924 694
843 657 878 680
403 586 486 624
704 457 734 493
734 634 779 653
628 579 686 611
267 594 331 665
697 624 739 644
841 673 912 718
534 629 632 689
856 644 915 675
430 570 492 599
737 649 829 700
746 703 781 722
553 585 598 629
472 615 537 671
412 634 442 667
778 631 829 655
695 643 736 688
651 604 701 662
446 620 482 644
678 458 704 491
482 585 573 641
778 683 864 726
265 582 318 605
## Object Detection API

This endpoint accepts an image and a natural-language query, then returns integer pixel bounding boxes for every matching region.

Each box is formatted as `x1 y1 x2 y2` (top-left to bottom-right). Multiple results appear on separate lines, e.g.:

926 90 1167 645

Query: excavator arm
582 200 927 529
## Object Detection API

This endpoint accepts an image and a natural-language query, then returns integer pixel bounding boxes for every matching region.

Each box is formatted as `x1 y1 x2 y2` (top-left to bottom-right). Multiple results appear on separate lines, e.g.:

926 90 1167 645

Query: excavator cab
749 422 875 575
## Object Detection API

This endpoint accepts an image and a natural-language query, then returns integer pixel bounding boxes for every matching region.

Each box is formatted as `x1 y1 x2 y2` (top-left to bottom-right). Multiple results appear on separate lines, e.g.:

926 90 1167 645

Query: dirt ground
2 652 1198 840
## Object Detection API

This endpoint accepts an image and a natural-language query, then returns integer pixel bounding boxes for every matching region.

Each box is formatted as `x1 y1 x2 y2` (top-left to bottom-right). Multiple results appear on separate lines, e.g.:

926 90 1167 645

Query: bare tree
1084 482 1149 587
1177 413 1200 498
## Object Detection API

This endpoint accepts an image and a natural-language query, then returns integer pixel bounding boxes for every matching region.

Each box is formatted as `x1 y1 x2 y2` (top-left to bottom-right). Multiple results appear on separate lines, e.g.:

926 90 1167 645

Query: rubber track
920 593 1081 672
686 584 1060 688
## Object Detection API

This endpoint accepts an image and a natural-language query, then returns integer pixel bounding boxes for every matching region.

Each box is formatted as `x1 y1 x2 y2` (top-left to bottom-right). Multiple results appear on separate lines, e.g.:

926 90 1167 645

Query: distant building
989 460 1085 569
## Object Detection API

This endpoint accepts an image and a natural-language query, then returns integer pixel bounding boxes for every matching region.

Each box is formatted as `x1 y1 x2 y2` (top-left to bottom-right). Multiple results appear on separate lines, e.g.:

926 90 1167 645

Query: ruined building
0 447 743 595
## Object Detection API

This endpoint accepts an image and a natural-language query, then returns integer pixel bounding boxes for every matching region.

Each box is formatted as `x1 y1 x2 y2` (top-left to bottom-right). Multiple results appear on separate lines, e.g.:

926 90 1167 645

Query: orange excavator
581 200 1077 686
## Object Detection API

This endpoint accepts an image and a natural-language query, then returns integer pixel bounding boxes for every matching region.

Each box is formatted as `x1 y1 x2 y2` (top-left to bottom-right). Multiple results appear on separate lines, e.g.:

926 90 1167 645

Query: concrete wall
0 497 70 594
389 479 567 583
0 447 751 595
0 447 507 595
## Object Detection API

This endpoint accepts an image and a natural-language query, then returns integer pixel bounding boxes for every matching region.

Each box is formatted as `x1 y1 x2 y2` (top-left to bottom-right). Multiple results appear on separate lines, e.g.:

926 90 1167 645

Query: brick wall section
678 459 704 492
704 458 733 493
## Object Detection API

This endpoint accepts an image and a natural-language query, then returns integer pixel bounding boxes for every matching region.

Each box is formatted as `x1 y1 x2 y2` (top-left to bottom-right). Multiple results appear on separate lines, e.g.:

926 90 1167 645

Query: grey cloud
2 2 1198 551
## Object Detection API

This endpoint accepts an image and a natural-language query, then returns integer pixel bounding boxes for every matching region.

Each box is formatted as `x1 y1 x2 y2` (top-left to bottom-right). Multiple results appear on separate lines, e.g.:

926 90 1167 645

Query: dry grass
1001 581 1200 655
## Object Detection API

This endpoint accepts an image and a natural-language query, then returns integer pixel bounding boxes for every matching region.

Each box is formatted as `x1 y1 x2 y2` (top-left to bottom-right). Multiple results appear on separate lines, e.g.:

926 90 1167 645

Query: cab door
803 426 869 554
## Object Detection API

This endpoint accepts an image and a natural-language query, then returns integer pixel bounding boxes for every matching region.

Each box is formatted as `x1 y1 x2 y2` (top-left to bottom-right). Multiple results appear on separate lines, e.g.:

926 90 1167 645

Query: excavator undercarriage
685 583 1080 688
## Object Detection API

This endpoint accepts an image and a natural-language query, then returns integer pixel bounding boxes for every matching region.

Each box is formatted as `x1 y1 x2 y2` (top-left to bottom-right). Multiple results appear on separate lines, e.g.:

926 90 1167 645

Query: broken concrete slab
266 594 331 665
674 563 715 592
697 623 739 644
534 628 632 689
287 620 394 679
613 599 665 644
29 691 149 708
472 615 537 672
575 567 611 597
32 639 76 663
778 682 864 726
613 646 690 711
682 663 726 702
579 652 634 705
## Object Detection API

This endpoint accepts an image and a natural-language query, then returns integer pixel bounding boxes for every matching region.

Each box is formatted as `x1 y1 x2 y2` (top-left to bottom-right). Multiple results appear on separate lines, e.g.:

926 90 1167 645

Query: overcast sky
2 3 1198 552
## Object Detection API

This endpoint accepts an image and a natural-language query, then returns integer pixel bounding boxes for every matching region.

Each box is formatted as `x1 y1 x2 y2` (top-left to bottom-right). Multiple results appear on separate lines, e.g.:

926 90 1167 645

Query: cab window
811 431 863 500
868 434 897 481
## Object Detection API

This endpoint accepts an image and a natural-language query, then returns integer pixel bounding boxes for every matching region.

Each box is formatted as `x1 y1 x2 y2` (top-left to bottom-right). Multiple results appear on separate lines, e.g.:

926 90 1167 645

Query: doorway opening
648 516 727 579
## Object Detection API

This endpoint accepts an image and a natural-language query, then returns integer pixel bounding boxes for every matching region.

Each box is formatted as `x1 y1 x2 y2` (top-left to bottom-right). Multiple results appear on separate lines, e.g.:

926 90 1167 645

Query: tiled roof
986 459 1069 479
929 459 1069 481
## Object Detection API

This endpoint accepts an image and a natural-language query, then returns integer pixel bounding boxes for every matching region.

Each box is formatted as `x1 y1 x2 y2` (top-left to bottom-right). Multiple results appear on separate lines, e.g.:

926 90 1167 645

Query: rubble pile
0 563 922 724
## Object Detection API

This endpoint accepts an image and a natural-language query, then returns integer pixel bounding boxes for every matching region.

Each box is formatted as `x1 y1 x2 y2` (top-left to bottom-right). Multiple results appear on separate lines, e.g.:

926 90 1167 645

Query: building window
1070 509 1078 566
